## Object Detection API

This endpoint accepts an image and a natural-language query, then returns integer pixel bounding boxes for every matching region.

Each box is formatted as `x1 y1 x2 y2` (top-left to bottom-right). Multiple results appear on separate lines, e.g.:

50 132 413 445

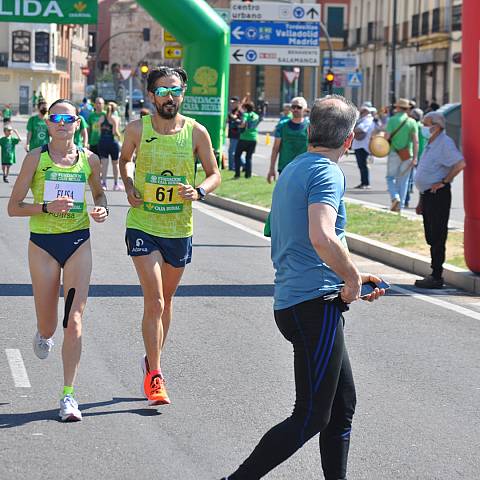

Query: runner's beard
156 100 179 119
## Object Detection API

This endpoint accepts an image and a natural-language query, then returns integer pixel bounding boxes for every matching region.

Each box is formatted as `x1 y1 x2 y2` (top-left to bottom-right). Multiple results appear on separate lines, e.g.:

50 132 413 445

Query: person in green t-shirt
26 101 49 151
2 104 12 124
74 107 89 148
234 101 259 179
385 98 418 212
0 124 21 182
267 96 309 183
88 97 105 156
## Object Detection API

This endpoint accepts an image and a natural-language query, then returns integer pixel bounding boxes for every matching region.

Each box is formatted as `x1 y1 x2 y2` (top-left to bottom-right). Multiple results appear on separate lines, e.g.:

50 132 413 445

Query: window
452 5 462 32
412 14 419 37
35 32 49 63
326 6 345 38
431 8 440 33
12 30 31 62
421 11 429 35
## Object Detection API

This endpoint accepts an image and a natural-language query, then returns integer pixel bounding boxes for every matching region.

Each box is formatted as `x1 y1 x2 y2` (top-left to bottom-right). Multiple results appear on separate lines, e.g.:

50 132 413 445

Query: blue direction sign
231 20 320 47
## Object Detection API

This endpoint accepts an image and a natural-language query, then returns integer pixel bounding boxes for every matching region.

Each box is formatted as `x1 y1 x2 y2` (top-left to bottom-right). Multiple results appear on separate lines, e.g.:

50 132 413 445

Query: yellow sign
164 46 183 59
192 66 218 95
164 31 177 42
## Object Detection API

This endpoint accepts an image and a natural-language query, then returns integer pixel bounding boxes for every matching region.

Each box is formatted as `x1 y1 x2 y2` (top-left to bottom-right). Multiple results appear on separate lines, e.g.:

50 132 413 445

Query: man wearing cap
385 98 418 211
227 96 243 171
352 104 375 189
414 112 465 289
267 96 309 183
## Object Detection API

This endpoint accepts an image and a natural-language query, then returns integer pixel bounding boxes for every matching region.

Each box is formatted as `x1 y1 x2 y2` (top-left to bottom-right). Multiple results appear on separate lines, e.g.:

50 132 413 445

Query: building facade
0 22 88 113
347 0 462 109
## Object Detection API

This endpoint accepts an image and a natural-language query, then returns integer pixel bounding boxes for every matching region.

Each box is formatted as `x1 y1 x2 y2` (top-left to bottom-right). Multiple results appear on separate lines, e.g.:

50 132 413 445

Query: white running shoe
32 332 54 359
140 354 149 398
59 394 82 422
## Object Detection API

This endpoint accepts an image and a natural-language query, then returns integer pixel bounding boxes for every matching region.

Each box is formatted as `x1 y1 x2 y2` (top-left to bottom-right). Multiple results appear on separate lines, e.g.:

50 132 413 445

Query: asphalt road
1 176 479 479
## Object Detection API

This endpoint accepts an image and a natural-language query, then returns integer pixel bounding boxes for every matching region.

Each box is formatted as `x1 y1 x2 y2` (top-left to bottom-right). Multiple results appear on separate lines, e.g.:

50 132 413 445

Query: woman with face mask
26 101 50 152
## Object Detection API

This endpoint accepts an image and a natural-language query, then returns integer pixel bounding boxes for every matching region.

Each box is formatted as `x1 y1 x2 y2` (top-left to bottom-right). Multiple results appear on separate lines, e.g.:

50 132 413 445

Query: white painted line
196 203 270 242
5 349 31 388
198 203 480 322
390 285 480 322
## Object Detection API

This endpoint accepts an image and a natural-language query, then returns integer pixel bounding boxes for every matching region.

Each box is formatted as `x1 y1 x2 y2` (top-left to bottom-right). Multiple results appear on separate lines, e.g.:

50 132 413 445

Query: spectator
385 98 418 212
1 104 12 124
79 97 93 122
404 107 425 208
227 96 243 171
26 101 49 152
0 124 21 182
234 101 259 179
267 96 308 183
352 104 375 189
279 103 292 121
414 112 465 289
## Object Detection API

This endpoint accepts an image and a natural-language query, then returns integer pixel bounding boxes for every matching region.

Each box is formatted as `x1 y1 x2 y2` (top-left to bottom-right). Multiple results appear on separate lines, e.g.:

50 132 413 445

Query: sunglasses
153 86 184 97
291 105 303 110
48 114 78 124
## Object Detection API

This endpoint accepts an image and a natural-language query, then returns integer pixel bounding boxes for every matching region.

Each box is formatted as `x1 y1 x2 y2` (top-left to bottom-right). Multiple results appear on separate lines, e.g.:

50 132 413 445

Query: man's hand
340 277 362 304
178 183 199 201
359 274 386 303
266 168 277 184
126 185 143 207
429 182 445 193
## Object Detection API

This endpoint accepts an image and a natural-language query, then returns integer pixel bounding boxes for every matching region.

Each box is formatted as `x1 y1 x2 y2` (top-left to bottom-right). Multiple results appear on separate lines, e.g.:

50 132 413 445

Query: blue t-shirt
270 152 347 310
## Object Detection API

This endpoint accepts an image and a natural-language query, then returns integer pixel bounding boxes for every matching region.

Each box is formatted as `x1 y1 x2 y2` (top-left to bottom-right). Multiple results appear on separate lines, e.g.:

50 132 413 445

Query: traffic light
325 70 334 94
140 63 149 78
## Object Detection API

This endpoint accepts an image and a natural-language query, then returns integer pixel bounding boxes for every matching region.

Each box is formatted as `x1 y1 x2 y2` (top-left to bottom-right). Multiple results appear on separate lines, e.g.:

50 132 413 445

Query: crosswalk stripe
5 349 31 388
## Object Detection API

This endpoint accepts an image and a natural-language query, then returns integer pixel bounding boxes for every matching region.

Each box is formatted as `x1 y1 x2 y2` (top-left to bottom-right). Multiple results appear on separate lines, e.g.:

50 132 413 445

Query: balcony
0 52 8 67
55 56 68 72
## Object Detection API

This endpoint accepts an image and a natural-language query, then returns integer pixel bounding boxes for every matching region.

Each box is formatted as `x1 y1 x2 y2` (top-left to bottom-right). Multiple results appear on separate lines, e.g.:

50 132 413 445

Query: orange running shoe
144 373 171 406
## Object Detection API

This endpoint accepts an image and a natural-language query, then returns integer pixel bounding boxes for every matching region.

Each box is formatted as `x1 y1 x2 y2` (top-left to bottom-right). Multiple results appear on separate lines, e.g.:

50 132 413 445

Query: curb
204 194 480 295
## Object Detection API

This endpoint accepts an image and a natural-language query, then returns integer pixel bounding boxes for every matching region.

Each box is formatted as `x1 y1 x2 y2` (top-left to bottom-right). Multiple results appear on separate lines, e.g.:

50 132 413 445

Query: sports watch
195 187 207 201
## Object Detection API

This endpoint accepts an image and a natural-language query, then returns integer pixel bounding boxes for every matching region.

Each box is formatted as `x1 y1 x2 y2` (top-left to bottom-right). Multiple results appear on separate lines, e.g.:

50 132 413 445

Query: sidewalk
204 193 480 295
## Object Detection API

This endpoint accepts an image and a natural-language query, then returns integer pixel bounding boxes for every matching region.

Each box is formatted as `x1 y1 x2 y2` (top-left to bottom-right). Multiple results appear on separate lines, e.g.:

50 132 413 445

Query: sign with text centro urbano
231 21 319 47
230 46 320 67
322 52 359 72
0 0 98 24
231 1 320 23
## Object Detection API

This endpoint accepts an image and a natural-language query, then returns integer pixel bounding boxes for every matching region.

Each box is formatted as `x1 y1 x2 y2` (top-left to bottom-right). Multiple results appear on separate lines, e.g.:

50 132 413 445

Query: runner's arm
119 120 143 207
112 116 122 140
7 151 43 216
192 122 221 196
87 153 108 222
26 131 32 150
81 125 89 148
267 137 281 183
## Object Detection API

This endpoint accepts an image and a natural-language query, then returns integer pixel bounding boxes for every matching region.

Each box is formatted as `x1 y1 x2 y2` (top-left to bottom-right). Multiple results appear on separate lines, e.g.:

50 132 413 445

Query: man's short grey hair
309 95 359 149
410 108 424 121
424 111 445 129
290 96 308 109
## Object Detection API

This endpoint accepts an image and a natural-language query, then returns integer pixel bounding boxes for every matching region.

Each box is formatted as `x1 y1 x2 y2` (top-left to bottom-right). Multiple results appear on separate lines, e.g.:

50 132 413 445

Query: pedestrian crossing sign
347 72 363 88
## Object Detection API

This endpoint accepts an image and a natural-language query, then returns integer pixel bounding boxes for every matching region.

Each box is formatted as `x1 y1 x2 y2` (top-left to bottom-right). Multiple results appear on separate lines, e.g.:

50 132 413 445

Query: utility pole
390 0 398 110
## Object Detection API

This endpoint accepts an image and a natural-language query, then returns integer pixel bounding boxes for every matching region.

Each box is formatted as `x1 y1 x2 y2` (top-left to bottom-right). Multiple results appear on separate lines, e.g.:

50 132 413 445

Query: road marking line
5 349 31 388
198 204 480 321
390 285 480 322
196 204 270 242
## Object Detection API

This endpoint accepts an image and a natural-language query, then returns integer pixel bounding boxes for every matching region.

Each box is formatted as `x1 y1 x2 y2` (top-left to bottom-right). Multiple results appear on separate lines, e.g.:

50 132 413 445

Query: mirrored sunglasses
153 86 184 97
48 114 78 124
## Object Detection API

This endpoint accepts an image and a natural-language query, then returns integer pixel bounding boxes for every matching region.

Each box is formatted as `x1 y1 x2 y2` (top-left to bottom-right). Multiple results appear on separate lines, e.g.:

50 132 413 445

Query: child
0 124 21 182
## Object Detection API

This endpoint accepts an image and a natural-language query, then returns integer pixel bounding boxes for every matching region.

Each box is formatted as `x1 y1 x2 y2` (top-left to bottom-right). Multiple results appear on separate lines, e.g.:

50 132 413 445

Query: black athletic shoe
414 275 444 289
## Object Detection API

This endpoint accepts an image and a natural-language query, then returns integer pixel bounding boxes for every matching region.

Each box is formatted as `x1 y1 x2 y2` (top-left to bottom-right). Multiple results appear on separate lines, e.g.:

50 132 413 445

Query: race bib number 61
144 174 186 214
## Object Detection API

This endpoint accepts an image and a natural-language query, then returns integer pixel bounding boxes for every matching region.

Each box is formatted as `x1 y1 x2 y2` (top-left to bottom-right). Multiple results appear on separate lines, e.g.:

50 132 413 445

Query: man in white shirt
352 104 374 189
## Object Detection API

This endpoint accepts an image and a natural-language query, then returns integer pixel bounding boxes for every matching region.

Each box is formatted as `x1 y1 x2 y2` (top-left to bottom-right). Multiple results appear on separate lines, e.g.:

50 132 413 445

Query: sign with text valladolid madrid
230 1 320 66
0 0 98 24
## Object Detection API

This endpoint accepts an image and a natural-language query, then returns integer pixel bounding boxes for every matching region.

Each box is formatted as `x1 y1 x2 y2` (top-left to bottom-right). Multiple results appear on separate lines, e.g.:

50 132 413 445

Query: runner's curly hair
147 67 188 92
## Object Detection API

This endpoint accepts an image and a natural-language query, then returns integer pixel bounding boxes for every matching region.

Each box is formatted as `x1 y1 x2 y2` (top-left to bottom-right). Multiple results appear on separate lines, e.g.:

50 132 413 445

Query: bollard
265 133 271 145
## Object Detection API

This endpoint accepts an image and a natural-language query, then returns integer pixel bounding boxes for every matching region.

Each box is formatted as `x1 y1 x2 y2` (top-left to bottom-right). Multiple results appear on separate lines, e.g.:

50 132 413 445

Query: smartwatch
195 187 206 201
42 201 49 213
104 206 109 216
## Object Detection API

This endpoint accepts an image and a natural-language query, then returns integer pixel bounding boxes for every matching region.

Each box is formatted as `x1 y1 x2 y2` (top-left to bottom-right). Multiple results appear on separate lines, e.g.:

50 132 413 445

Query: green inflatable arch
137 0 230 159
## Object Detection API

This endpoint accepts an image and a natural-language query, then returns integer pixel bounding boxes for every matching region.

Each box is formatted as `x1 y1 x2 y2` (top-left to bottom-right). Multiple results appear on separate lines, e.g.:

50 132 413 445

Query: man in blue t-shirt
223 95 385 480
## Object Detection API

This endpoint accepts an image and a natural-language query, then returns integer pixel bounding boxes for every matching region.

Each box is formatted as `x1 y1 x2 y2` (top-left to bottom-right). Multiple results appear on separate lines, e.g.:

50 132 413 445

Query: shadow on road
0 283 275 297
0 397 158 428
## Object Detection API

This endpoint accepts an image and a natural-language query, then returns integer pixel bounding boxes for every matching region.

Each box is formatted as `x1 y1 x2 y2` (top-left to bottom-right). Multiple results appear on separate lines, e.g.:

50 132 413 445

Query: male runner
26 101 49 151
88 97 105 157
119 66 221 405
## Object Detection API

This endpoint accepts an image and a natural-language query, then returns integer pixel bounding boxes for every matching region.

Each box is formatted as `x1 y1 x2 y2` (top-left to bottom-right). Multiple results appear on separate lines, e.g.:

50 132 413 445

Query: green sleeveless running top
126 115 196 238
30 145 91 234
